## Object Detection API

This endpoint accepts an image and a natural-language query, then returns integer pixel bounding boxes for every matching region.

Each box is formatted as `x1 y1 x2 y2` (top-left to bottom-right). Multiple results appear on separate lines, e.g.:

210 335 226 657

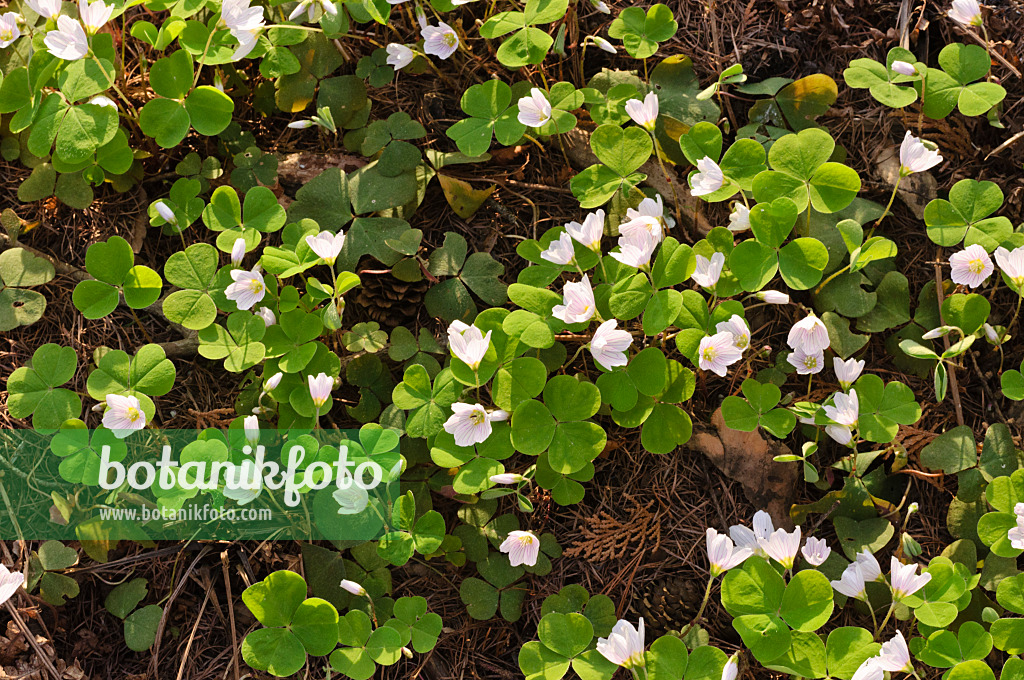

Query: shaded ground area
2 0 1024 677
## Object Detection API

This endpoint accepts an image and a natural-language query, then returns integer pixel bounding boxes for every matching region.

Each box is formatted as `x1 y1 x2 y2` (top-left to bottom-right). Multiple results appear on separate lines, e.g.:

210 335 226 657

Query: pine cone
631 576 702 636
350 261 428 327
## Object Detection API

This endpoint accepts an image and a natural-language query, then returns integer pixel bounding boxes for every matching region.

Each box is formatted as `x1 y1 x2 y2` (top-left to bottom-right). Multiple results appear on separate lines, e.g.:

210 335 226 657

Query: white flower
948 0 982 26
231 237 246 266
500 530 540 567
540 232 576 266
619 212 664 244
591 0 610 13
610 229 657 269
624 92 659 132
243 414 259 446
824 389 859 427
801 536 831 566
566 210 604 251
334 485 369 514
0 564 25 608
729 510 774 557
339 579 366 596
852 657 885 680
308 372 333 408
589 35 616 53
760 526 802 570
921 326 948 340
221 0 265 61
597 618 646 669
78 0 111 33
826 424 853 445
722 654 739 680
256 306 276 326
103 394 146 437
699 332 743 377
153 201 177 226
995 246 1024 291
831 563 868 600
891 60 917 76
305 230 345 266
834 357 864 390
856 549 884 582
756 290 790 304
386 43 414 70
898 130 943 176
517 88 552 128
728 204 750 233
877 631 913 673
690 157 725 197
448 323 492 369
1008 518 1024 550
552 275 596 324
889 557 931 601
984 323 1001 343
225 266 266 310
27 0 62 18
788 313 830 353
692 252 725 288
288 0 336 22
590 319 632 369
88 95 117 109
288 120 314 129
444 403 507 447
489 473 525 484
706 527 752 577
421 21 458 60
716 315 750 352
788 347 824 375
265 372 283 391
950 244 994 288
0 13 22 47
44 15 89 60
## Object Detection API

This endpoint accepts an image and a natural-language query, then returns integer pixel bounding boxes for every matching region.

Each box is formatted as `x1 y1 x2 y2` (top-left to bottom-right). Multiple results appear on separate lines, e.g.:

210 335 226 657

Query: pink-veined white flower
706 527 752 577
221 0 265 60
597 618 646 669
728 203 750 233
308 372 333 408
0 564 25 608
489 473 525 484
447 322 492 369
44 15 88 60
757 290 789 304
27 0 62 18
540 231 576 266
256 306 276 326
948 0 982 26
590 319 632 369
788 313 830 353
624 92 658 132
827 424 853 445
690 157 724 197
0 13 21 47
288 0 336 22
610 229 657 269
949 244 993 288
691 251 725 288
340 579 366 596
891 60 917 76
552 275 596 324
759 526 802 570
831 563 868 600
1008 517 1024 550
444 403 508 447
898 130 943 176
153 201 177 226
722 654 739 680
265 372 283 391
305 230 345 266
729 510 774 557
877 631 913 673
834 357 864 390
824 389 859 427
889 557 931 601
78 0 111 33
856 549 884 582
386 43 414 70
852 657 884 680
517 88 552 128
995 245 1024 291
698 332 743 377
565 209 604 251
103 394 146 437
500 530 540 566
802 536 831 566
225 266 266 310
788 347 825 375
716 315 750 352
231 237 246 266
243 414 260 447
421 21 458 59
589 35 616 53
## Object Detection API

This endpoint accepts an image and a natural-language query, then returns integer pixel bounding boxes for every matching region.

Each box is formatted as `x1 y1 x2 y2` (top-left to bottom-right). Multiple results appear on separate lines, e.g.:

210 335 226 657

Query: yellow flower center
126 407 141 423
249 279 265 294
968 258 986 274
470 410 486 425
518 534 535 546
735 335 749 350
443 32 456 47
702 346 717 362
0 29 13 41
802 356 818 370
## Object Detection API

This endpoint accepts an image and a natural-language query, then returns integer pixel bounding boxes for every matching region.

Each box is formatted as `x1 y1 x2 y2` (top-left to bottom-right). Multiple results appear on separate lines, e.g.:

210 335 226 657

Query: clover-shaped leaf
286 167 353 231
924 179 1012 250
343 321 388 353
202 185 287 254
391 365 460 438
139 49 232 147
923 43 1006 119
753 127 861 213
843 47 922 108
0 247 55 331
479 0 569 69
680 123 766 202
72 236 163 318
198 311 267 372
161 243 219 330
149 178 206 234
425 233 508 322
721 378 797 438
330 609 404 680
608 3 677 59
7 343 82 429
446 80 530 157
730 198 828 290
852 374 921 444
570 123 651 209
356 48 396 88
50 422 127 484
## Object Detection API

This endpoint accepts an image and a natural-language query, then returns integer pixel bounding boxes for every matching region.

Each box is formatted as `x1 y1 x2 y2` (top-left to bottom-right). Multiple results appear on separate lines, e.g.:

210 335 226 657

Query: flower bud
231 237 246 266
